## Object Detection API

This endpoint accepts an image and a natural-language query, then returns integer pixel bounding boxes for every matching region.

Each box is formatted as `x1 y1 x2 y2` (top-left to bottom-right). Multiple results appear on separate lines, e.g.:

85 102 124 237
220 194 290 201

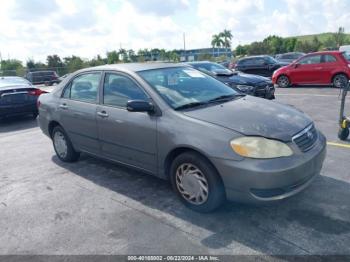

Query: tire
338 128 349 141
332 74 348 88
52 126 80 162
170 152 226 213
32 112 38 119
277 75 290 88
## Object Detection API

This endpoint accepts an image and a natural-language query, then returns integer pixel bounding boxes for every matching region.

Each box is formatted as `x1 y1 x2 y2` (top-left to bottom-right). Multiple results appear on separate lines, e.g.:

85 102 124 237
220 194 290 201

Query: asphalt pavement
0 87 349 255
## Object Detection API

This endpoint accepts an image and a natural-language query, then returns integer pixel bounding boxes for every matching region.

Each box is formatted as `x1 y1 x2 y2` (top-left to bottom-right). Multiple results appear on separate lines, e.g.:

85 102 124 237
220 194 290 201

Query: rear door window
322 55 337 63
299 55 322 65
63 72 101 103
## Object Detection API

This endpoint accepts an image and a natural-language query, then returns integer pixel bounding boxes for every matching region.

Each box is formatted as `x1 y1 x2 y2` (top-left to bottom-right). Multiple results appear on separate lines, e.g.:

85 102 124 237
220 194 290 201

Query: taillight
28 89 47 96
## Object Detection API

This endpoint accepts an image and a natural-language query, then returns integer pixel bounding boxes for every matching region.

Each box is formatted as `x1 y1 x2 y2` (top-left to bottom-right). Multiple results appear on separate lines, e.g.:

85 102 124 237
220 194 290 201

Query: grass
286 32 350 43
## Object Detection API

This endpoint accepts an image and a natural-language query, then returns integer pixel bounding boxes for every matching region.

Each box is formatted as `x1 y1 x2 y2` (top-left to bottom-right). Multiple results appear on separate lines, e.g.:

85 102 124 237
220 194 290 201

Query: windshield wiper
174 101 207 111
207 94 245 103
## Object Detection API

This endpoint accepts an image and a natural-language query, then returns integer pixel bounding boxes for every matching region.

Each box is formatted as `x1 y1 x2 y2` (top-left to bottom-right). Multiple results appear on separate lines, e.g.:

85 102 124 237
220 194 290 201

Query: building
177 48 233 62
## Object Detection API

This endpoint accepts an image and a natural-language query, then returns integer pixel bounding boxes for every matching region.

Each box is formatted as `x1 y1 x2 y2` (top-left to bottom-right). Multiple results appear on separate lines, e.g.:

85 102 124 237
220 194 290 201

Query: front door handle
97 111 109 118
59 103 68 110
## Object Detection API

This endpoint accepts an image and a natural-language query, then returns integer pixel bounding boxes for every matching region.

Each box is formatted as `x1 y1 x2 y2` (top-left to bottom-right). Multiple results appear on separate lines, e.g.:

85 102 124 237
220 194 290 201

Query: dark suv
25 71 60 86
235 56 289 77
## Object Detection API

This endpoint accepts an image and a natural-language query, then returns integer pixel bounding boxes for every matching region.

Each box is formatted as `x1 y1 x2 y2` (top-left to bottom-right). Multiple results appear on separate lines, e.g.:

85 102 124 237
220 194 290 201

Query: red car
272 51 350 88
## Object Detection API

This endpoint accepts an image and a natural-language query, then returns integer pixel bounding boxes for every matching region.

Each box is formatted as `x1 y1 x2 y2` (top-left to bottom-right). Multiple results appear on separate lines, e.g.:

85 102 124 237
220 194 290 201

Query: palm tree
211 34 224 58
220 29 233 57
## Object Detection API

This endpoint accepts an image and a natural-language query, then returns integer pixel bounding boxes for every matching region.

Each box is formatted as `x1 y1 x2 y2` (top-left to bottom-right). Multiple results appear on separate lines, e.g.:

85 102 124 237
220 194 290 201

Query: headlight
236 85 255 92
230 137 293 159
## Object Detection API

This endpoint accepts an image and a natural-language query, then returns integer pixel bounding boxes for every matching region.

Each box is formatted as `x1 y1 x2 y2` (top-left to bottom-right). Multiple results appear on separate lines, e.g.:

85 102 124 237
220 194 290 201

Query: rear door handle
59 103 68 110
97 111 109 118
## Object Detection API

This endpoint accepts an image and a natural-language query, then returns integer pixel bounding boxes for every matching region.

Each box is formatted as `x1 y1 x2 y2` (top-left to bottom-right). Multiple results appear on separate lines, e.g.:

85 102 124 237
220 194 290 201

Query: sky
0 0 350 63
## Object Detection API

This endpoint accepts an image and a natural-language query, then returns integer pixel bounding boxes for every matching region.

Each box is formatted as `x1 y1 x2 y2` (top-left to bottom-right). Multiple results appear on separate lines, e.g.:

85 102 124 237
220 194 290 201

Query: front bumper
211 132 327 204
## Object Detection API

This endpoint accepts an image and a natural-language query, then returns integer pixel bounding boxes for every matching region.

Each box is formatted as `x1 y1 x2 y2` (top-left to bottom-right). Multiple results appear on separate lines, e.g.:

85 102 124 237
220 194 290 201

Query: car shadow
52 154 350 255
0 115 38 133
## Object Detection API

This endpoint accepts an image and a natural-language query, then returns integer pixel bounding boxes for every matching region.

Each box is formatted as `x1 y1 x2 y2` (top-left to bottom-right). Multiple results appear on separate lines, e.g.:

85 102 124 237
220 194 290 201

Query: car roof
83 62 183 73
305 51 342 56
238 55 271 60
0 76 25 80
186 61 211 64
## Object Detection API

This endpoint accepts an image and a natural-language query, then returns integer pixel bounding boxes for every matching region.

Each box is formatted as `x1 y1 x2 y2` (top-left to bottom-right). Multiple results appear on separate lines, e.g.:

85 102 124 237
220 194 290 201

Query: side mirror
294 63 300 68
127 100 154 113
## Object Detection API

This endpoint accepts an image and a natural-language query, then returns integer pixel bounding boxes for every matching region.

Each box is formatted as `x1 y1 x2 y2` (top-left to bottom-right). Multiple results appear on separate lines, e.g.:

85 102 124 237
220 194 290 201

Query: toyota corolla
38 63 326 212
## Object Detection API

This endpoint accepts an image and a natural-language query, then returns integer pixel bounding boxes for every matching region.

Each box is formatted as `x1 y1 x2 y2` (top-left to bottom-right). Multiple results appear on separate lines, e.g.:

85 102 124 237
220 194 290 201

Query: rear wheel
338 128 349 141
52 126 80 162
277 75 290 88
170 152 226 213
333 74 348 88
32 112 38 119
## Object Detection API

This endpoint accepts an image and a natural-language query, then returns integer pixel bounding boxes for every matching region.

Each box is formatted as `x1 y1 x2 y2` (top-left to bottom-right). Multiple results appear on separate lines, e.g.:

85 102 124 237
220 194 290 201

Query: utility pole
183 32 186 62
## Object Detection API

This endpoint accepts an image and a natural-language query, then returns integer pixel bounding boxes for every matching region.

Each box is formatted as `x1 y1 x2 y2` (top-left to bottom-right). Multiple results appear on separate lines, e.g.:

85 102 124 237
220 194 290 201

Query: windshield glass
138 67 239 109
0 77 31 88
342 52 350 61
191 63 232 74
266 56 278 64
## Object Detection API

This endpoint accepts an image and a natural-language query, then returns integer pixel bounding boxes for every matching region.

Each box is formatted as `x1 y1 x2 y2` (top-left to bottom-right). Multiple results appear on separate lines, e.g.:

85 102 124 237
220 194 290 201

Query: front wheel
170 152 226 213
52 126 80 162
333 74 348 88
338 128 349 141
277 75 290 88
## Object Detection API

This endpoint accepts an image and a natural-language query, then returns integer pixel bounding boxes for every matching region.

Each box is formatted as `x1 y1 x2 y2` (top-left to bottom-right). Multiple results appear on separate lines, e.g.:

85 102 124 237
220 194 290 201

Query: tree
311 36 321 51
219 29 233 57
283 38 297 52
47 55 63 69
26 59 36 70
0 59 23 76
235 45 248 56
333 27 346 48
63 56 86 73
127 49 137 62
88 55 106 67
211 34 224 57
106 51 119 64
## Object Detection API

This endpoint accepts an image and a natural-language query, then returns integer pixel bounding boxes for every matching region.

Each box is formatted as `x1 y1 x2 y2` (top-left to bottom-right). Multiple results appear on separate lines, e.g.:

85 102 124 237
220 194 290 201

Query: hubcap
278 76 289 87
54 131 68 158
175 163 209 205
334 76 346 88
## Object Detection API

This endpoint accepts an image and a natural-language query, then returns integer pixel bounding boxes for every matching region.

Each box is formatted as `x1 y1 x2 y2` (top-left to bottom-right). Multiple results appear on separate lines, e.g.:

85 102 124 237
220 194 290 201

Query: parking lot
0 87 349 255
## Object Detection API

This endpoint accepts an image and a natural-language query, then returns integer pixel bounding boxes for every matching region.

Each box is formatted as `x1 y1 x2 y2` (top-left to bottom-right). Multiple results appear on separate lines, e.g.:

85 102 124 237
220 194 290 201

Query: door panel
59 99 99 153
97 72 157 173
290 55 322 84
97 106 157 173
59 72 102 154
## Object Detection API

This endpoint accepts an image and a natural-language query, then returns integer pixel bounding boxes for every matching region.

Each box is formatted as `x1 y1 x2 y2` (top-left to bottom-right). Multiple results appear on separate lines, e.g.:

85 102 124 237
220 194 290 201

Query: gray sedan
38 63 326 212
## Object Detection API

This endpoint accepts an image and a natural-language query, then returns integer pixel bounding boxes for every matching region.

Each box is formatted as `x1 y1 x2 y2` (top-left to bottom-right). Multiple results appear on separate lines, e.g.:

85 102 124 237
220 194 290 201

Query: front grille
293 124 318 152
254 83 273 97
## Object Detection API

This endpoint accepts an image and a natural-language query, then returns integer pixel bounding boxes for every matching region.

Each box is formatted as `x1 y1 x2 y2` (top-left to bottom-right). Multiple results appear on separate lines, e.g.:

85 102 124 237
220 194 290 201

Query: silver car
38 63 326 212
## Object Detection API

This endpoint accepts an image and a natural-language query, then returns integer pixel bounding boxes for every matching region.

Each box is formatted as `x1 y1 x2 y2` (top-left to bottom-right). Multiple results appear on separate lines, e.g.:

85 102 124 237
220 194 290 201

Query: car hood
217 72 271 85
182 96 312 141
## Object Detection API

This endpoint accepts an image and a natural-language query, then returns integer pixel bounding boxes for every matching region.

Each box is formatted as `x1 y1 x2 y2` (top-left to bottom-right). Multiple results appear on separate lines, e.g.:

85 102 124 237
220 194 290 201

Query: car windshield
342 52 350 61
0 77 31 88
138 67 240 110
191 63 232 74
266 56 278 64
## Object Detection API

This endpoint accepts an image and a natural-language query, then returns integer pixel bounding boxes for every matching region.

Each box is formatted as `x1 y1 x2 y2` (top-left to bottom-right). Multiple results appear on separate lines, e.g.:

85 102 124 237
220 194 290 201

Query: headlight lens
230 137 293 159
236 85 255 92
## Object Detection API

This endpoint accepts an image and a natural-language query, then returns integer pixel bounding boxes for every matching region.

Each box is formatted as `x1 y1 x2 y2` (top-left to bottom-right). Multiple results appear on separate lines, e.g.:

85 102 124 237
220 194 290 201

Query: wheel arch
163 146 220 179
331 72 349 82
48 120 61 138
